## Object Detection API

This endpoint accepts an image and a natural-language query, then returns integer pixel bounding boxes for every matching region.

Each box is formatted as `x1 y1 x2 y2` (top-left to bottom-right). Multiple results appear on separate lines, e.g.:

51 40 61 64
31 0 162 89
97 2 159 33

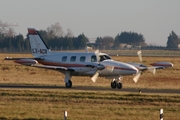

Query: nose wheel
111 78 123 89
111 81 116 89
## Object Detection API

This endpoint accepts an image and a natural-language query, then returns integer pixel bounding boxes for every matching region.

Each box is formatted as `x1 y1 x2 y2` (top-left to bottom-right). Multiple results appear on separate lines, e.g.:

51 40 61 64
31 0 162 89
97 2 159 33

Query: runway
0 84 179 94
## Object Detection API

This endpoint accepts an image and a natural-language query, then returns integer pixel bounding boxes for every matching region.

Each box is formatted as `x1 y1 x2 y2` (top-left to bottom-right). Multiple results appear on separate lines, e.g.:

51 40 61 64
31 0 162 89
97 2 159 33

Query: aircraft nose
125 64 138 75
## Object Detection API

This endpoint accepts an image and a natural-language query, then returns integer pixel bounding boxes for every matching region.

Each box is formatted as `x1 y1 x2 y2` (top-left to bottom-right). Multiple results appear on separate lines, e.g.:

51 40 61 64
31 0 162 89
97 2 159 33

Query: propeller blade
133 71 141 83
91 71 99 83
95 49 100 62
95 49 99 54
147 67 156 74
137 50 142 62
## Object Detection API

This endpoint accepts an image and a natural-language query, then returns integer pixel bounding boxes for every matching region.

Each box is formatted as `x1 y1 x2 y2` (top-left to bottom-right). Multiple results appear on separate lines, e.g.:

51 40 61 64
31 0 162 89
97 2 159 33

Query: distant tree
0 20 17 38
166 31 180 49
6 28 16 37
65 29 73 38
0 20 6 35
47 22 64 37
63 37 73 50
73 34 89 49
0 34 27 52
95 36 114 49
114 31 146 48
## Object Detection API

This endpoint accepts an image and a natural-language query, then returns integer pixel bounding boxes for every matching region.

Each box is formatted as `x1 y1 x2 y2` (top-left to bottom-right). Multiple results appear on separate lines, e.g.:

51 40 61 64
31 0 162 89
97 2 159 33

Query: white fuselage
36 51 138 77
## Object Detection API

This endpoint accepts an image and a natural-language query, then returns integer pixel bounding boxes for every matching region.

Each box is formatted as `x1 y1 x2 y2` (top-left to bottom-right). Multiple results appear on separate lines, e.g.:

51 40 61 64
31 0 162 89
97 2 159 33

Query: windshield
99 55 112 62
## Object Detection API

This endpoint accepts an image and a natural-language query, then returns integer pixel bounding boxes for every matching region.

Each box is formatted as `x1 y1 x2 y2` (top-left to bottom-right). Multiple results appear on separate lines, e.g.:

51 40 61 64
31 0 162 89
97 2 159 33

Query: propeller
91 50 102 83
91 49 114 83
137 50 156 74
137 50 142 62
132 50 156 83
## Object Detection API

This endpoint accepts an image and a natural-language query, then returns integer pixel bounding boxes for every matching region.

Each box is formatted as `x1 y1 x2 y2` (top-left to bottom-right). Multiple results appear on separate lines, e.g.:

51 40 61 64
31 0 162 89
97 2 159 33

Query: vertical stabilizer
28 28 51 57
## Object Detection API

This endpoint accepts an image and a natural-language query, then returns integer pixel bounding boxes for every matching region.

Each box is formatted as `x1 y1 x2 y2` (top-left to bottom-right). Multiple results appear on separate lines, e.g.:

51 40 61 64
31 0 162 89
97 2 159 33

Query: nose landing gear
111 77 123 89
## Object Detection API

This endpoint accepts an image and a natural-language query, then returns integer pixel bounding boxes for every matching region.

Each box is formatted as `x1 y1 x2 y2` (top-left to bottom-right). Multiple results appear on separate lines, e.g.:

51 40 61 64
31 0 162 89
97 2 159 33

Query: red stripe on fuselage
37 60 86 67
37 60 136 71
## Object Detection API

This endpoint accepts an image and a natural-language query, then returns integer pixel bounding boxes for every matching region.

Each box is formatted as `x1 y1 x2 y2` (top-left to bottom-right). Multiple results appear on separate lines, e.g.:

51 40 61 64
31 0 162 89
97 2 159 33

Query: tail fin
28 28 51 57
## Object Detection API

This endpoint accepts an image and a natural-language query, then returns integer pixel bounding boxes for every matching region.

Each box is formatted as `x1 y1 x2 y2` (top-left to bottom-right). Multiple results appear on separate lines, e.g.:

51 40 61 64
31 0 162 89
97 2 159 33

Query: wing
152 66 165 69
31 64 75 72
4 57 75 72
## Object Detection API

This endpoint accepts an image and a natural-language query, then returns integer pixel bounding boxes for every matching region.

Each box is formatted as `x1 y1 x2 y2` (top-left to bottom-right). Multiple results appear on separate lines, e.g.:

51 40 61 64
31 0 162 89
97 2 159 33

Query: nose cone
118 62 138 75
125 64 139 75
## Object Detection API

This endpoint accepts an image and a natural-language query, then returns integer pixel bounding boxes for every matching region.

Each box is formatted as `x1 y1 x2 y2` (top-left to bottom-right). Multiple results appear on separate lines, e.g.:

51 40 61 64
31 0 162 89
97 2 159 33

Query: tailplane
28 28 51 57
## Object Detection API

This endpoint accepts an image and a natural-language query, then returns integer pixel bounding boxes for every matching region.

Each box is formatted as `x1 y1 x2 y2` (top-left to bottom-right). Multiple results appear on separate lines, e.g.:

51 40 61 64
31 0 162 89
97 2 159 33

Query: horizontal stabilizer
4 57 44 66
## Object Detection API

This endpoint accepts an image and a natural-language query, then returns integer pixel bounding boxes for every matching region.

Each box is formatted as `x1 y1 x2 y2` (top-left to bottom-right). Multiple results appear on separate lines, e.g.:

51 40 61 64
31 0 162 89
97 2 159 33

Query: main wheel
65 80 72 88
111 81 116 89
117 82 122 89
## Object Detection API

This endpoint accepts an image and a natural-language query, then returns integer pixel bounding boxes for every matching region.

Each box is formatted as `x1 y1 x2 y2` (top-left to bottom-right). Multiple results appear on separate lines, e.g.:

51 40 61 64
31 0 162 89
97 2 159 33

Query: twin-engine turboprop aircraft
4 28 173 89
5 28 139 89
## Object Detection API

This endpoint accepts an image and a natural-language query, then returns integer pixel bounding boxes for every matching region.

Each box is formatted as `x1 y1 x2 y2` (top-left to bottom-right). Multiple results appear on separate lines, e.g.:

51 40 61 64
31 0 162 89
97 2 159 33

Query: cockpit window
99 55 111 62
91 55 97 62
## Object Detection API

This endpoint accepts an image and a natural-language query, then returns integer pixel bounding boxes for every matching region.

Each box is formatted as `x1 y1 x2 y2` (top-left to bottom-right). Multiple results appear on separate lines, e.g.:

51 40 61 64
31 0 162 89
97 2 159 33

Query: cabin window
91 55 97 62
80 56 86 62
70 56 76 62
62 56 67 62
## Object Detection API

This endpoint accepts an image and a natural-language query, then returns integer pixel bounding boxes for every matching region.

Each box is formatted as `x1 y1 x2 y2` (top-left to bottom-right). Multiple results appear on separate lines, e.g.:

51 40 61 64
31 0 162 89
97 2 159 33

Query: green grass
0 89 180 120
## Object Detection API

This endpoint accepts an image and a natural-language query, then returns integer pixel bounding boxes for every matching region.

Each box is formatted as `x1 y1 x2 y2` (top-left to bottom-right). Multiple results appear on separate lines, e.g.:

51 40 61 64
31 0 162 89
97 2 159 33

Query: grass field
0 53 180 119
0 89 180 120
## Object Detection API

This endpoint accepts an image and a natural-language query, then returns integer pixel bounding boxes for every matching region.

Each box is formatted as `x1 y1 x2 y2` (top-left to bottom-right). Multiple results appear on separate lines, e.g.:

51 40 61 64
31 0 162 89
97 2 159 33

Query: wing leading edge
4 57 74 72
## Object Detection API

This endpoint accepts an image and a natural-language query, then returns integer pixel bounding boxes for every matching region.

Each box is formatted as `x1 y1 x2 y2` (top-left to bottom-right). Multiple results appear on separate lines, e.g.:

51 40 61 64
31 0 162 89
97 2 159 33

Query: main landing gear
64 72 72 88
65 80 72 88
111 78 123 89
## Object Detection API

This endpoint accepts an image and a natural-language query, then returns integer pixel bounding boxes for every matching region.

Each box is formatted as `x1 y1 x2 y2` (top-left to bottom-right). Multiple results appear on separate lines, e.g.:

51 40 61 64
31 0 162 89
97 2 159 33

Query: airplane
4 28 140 89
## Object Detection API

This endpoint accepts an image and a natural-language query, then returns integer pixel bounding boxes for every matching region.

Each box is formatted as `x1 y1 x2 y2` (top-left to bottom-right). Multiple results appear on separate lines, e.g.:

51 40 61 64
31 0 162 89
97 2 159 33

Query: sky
1 0 180 46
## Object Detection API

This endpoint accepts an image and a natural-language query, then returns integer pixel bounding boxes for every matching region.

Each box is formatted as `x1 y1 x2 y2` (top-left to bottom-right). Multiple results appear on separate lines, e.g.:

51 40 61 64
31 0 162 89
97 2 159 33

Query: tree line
0 21 179 52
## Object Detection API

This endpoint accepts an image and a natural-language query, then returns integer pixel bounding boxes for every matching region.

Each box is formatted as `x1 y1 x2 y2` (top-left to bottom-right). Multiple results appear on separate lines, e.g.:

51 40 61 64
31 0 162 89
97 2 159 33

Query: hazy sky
1 0 180 46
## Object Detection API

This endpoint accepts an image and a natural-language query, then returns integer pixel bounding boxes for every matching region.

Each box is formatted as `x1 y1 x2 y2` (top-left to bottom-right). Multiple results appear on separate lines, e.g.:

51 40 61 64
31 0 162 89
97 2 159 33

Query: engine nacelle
150 62 173 68
15 59 38 66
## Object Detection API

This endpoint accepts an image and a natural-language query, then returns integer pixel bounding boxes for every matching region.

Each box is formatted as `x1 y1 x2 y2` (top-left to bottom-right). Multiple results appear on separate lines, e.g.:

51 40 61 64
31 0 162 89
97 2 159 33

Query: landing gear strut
110 77 123 89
